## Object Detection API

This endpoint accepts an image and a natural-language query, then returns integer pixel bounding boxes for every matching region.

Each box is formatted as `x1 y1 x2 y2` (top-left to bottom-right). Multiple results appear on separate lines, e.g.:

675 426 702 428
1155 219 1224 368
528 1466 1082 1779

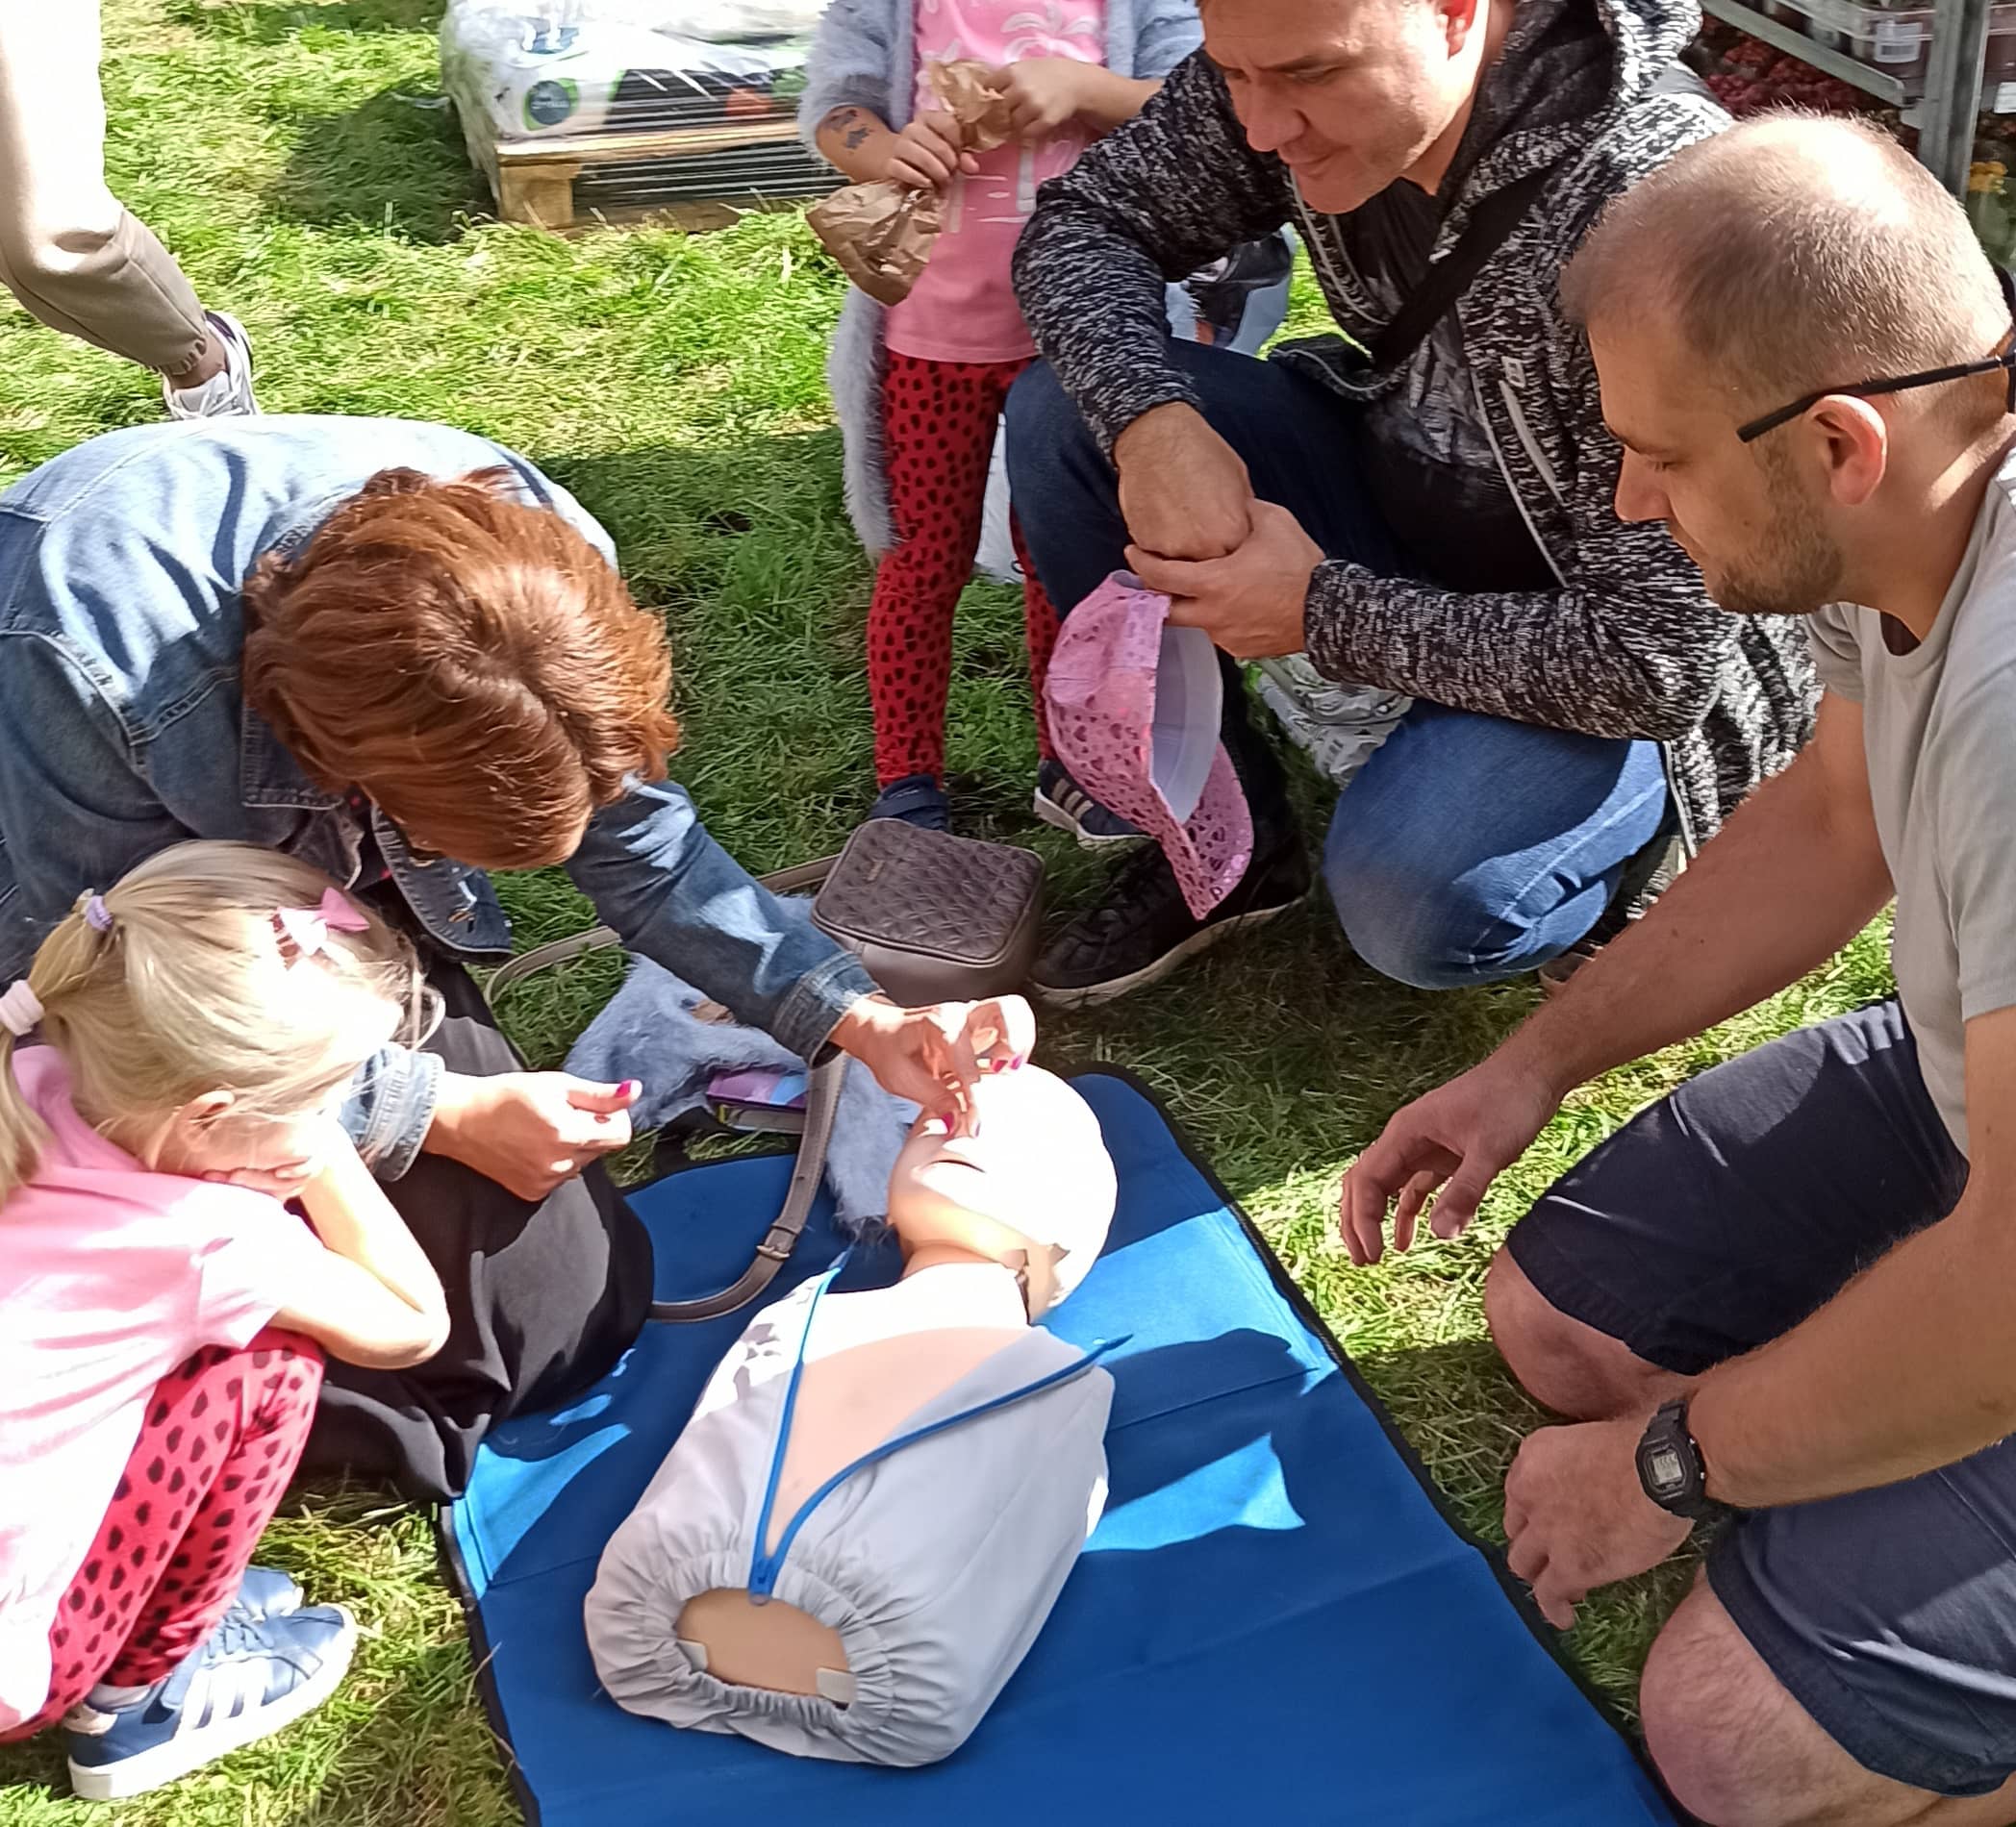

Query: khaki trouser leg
0 5 211 375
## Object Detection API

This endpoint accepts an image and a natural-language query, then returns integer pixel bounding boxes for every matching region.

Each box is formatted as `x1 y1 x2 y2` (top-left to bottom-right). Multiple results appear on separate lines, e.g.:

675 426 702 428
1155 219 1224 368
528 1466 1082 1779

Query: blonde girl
0 840 450 1802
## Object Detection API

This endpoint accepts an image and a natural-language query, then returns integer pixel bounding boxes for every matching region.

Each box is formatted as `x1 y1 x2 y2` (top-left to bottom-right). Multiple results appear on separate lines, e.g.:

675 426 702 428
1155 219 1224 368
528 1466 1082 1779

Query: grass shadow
268 83 481 242
0 1739 67 1812
166 0 444 42
1347 1335 1702 1725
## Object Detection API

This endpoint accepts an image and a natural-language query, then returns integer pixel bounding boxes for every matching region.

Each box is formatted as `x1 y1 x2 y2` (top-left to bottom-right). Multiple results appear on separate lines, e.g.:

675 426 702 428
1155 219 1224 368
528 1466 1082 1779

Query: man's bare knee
1483 1247 1678 1419
1642 1580 1922 1827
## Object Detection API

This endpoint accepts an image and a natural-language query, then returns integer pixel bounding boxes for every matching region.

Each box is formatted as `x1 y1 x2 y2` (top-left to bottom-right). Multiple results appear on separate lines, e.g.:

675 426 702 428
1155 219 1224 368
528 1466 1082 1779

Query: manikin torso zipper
743 1263 1121 1604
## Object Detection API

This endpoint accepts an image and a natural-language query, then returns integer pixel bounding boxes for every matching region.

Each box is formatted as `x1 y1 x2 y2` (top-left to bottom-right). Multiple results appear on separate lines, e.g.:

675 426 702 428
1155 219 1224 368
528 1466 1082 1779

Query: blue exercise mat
442 1071 1677 1827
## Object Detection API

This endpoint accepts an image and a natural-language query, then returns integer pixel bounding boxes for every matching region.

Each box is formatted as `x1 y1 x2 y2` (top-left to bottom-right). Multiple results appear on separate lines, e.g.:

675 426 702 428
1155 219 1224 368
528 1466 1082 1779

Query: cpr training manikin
583 1064 1120 1766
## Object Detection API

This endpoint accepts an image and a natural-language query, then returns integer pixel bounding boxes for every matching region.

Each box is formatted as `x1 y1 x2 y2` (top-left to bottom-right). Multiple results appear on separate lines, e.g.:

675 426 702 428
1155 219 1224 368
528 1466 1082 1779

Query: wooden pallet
482 114 811 231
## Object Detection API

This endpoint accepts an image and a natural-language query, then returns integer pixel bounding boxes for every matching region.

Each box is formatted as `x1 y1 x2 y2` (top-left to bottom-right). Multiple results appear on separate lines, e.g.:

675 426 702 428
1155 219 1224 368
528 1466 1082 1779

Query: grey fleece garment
563 902 918 1236
797 0 1203 555
1012 0 1817 852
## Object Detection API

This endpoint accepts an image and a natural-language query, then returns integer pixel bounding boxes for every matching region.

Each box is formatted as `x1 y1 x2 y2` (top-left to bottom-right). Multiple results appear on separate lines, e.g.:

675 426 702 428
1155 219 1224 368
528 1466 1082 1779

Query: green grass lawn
0 3 1894 1819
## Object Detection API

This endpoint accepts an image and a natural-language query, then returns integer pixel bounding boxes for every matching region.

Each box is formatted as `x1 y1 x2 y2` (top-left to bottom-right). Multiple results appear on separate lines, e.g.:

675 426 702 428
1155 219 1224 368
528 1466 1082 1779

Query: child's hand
993 59 1092 140
194 1117 351 1200
883 112 976 189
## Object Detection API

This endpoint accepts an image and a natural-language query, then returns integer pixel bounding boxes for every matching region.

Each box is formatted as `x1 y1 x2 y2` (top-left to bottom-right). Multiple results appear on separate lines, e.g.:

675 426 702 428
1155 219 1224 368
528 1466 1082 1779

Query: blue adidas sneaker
231 1565 303 1623
65 1605 356 1801
59 1564 305 1738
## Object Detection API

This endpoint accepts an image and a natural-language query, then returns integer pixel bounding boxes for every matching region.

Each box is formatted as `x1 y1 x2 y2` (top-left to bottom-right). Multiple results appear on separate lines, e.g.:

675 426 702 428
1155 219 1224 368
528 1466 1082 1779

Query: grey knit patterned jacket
1011 0 1817 852
798 0 1203 557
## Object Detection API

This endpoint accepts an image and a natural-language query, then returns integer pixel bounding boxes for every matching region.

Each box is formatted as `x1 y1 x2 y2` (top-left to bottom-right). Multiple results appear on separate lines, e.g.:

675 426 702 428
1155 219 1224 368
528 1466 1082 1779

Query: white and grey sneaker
163 311 261 419
1254 655 1410 790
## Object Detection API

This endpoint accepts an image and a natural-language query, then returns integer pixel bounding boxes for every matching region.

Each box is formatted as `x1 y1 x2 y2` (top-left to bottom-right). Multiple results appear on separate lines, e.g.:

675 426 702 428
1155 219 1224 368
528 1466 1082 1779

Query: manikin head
1562 115 2014 621
1199 0 1501 213
886 1064 1119 1315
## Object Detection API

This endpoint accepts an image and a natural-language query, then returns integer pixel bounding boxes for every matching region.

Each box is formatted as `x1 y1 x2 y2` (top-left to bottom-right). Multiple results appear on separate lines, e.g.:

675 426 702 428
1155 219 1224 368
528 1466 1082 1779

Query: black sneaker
1033 760 1144 847
1537 827 1685 991
869 773 949 832
1031 829 1310 1008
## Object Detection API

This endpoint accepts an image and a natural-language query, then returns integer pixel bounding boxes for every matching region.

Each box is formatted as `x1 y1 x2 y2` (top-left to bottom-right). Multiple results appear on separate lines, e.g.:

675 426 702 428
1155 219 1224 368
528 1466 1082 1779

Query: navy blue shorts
1508 1002 2016 1799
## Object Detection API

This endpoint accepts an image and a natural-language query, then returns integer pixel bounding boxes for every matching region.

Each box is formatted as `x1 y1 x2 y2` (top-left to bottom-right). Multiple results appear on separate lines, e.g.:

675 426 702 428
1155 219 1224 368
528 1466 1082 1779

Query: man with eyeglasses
1342 113 2016 1823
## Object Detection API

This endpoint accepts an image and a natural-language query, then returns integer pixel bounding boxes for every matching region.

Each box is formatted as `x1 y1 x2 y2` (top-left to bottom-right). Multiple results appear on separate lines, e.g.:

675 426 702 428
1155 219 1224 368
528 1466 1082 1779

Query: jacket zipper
743 1270 1121 1602
1498 378 1564 506
1473 371 1566 590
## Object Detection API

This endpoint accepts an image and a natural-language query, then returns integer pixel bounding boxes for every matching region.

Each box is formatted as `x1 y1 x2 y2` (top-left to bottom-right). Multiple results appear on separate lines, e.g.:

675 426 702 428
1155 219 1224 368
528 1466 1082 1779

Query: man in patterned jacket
1005 0 1816 1008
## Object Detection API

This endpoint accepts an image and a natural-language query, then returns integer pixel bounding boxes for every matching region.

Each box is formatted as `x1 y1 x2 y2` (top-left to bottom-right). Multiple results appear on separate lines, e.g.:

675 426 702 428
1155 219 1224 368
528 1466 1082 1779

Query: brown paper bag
806 60 1013 307
925 57 1016 155
808 182 945 307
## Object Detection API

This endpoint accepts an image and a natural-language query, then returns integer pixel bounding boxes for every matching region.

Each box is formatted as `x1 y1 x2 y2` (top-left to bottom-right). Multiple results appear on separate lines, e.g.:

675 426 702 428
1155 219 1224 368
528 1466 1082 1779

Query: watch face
1646 1443 1686 1494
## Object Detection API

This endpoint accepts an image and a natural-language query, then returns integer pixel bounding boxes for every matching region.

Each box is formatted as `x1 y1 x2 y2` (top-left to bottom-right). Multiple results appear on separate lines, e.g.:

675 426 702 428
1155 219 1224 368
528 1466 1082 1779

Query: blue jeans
1005 341 1670 988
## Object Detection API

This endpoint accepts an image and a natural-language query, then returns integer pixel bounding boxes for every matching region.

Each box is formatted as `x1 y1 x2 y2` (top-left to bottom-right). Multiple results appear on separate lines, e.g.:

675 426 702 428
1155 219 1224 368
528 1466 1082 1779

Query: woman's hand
827 994 1036 1131
424 1071 639 1201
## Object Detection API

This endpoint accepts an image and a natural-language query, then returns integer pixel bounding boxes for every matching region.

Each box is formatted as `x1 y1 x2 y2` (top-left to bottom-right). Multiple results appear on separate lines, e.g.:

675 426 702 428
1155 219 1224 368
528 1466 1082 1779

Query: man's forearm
1504 731 1891 1099
1689 1006 2016 1507
1691 1186 2016 1506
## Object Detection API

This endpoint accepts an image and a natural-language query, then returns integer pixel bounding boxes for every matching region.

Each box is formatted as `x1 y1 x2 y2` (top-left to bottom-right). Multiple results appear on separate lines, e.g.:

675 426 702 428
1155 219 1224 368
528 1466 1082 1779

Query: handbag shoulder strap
476 849 848 1324
1364 163 1553 374
647 1054 845 1324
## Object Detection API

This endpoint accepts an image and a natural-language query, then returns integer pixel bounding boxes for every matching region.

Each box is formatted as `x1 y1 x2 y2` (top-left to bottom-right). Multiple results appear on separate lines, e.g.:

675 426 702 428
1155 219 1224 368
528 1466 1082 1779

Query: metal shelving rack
1702 0 1993 193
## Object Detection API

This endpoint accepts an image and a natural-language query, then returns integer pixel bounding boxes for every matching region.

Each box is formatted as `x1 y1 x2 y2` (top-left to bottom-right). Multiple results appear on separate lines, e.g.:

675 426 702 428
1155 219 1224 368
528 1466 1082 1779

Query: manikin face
888 1065 1118 1314
1589 312 1851 618
1203 0 1473 213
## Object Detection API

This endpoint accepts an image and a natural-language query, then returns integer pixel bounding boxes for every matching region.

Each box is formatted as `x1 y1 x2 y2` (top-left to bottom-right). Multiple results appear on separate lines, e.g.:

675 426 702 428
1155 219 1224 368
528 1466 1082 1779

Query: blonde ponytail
0 1027 41 1199
0 842 433 1203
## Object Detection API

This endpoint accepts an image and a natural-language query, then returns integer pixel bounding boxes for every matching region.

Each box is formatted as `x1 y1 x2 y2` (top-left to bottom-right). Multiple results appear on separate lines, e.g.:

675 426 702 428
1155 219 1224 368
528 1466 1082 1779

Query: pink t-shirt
0 1049 322 1731
884 0 1109 364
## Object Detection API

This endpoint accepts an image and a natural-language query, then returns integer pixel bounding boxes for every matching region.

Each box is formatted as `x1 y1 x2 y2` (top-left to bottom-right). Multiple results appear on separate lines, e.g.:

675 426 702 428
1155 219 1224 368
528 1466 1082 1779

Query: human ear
179 1089 239 1129
1441 0 1486 54
1806 395 1888 510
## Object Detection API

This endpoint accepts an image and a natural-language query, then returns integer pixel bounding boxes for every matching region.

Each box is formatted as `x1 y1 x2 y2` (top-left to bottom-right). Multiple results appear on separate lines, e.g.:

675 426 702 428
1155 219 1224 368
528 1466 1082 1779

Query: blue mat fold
442 1071 1676 1826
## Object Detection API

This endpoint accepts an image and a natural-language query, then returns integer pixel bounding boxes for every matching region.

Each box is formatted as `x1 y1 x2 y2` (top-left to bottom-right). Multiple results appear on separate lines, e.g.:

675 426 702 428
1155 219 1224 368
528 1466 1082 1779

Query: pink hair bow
275 888 369 960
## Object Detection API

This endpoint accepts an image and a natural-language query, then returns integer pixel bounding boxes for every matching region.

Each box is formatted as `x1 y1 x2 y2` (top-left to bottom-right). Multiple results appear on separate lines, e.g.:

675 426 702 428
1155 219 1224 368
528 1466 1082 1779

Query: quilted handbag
810 818 1045 1008
481 826 1044 1319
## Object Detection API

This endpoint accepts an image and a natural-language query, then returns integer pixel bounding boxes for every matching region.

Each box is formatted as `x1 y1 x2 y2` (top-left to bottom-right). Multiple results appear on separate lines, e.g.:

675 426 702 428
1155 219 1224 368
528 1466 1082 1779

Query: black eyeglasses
1737 266 2016 443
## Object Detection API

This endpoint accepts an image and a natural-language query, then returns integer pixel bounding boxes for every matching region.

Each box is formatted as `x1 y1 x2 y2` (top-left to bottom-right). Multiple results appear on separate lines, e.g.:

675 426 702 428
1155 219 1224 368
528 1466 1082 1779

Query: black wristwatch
1635 1398 1726 1523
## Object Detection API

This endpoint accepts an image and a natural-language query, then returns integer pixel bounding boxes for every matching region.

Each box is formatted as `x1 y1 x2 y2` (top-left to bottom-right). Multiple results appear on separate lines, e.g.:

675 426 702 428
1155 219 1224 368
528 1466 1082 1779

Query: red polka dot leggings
2 1328 323 1740
869 349 1063 787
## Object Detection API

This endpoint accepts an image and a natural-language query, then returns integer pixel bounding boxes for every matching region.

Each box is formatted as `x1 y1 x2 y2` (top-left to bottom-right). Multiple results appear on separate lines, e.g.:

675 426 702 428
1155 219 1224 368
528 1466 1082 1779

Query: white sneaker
163 312 261 419
1254 654 1410 789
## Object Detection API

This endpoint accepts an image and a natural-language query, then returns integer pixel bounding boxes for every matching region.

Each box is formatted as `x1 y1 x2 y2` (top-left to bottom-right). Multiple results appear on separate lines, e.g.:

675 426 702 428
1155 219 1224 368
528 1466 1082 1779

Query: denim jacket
0 418 875 1176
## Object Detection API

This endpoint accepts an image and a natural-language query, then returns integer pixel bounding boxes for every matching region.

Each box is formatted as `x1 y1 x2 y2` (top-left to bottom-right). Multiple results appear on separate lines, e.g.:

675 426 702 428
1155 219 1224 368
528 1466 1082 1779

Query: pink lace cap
1046 573 1254 919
